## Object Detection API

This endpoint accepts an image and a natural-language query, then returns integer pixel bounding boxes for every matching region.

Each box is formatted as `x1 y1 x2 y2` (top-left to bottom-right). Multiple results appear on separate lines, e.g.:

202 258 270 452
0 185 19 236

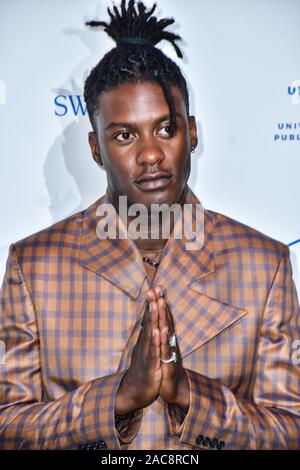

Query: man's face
89 81 197 209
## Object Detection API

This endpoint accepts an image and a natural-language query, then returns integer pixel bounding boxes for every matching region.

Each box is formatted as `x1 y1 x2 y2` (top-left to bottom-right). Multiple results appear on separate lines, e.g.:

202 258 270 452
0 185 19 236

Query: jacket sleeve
167 247 300 449
0 243 142 450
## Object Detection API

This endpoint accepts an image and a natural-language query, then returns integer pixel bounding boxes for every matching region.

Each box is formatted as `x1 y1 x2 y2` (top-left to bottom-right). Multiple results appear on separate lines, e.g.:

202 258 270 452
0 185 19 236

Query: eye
114 131 134 142
158 125 173 137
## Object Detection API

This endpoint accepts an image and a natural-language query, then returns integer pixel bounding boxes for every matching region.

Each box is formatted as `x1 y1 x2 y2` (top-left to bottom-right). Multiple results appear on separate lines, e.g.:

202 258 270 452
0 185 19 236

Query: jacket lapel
79 186 248 362
153 187 248 358
79 192 146 300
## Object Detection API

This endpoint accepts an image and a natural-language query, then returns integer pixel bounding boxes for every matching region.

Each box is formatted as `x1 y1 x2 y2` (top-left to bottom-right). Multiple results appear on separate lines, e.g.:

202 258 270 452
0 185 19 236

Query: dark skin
88 81 198 415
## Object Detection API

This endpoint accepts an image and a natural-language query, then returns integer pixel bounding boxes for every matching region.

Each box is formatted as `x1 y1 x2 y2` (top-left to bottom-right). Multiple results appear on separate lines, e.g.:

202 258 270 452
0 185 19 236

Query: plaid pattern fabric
0 185 299 449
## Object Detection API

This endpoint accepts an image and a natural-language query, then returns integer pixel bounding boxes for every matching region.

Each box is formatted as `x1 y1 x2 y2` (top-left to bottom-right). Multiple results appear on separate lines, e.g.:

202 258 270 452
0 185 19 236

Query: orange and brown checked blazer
0 185 300 450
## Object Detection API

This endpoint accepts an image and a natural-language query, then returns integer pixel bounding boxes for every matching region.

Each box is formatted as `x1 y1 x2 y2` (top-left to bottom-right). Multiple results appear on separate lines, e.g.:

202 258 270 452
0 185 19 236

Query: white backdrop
0 0 299 293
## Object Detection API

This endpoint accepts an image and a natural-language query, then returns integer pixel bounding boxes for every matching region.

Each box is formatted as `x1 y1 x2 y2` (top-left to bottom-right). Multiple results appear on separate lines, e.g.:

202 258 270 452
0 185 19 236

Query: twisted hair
84 0 189 135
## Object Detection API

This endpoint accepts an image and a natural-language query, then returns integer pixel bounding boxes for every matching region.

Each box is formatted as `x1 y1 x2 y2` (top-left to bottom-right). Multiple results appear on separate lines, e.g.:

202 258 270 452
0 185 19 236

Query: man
0 0 299 450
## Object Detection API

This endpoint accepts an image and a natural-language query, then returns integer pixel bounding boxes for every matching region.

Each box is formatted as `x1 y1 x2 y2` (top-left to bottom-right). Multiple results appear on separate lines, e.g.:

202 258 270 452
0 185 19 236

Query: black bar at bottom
0 449 299 466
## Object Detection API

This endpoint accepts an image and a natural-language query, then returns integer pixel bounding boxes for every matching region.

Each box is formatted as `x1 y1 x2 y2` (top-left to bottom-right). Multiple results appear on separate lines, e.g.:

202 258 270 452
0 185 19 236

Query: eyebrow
104 112 184 131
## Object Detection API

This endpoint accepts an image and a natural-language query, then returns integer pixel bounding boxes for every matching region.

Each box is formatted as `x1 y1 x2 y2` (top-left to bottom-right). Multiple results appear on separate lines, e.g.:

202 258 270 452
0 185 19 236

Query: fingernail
149 303 152 313
152 329 157 337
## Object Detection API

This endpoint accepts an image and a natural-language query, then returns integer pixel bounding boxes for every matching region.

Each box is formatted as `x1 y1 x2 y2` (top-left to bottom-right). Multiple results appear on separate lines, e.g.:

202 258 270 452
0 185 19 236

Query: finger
161 325 169 346
141 297 156 329
165 302 182 366
154 287 172 332
160 325 177 376
140 299 153 354
153 285 165 301
150 299 159 330
157 296 176 346
141 299 159 361
158 296 168 331
141 299 150 330
165 300 175 332
158 298 178 368
145 288 157 303
144 287 160 328
158 300 180 373
159 299 172 361
149 327 161 371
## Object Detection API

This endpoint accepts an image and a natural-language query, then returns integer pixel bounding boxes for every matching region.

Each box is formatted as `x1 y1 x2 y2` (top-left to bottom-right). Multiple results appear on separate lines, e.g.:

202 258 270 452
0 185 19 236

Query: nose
136 137 165 167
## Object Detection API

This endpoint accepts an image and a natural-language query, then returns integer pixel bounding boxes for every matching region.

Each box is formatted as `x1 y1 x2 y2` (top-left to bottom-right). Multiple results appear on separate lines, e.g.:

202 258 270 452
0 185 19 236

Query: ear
88 131 103 166
188 116 198 153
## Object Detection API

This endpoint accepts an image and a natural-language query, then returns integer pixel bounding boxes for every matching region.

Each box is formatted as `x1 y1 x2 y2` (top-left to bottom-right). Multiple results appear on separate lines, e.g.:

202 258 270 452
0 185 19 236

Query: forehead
97 81 186 126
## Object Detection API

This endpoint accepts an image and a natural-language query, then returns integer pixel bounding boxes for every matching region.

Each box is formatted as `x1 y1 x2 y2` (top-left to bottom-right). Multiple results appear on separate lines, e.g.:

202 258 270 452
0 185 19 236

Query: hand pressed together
115 286 190 415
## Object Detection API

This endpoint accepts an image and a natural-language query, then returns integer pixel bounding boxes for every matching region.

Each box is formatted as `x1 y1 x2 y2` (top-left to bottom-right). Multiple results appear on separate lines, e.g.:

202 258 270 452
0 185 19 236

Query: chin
147 193 180 209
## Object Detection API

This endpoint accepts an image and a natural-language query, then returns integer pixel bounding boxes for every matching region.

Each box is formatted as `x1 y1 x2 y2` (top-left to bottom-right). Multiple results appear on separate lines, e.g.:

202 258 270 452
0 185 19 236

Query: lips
135 172 173 191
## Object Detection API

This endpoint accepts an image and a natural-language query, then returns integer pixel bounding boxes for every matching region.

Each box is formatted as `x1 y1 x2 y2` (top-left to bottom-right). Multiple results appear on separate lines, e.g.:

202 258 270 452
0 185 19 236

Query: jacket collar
79 185 247 360
79 190 146 299
79 185 214 299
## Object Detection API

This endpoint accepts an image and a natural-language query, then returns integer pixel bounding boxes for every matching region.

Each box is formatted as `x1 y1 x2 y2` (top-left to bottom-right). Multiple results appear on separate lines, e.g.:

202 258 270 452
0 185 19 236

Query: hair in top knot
84 0 189 136
85 0 183 58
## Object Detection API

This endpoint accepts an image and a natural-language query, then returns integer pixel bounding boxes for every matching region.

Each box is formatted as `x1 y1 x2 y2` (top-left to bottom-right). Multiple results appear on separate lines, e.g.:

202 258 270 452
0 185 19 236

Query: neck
107 186 188 251
134 237 167 251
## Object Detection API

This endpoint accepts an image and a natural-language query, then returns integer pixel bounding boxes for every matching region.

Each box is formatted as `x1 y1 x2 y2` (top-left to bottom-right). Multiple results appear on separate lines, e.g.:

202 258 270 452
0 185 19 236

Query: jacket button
202 437 211 447
78 439 106 450
210 438 218 448
78 442 91 450
195 434 204 445
94 440 107 450
217 440 225 450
